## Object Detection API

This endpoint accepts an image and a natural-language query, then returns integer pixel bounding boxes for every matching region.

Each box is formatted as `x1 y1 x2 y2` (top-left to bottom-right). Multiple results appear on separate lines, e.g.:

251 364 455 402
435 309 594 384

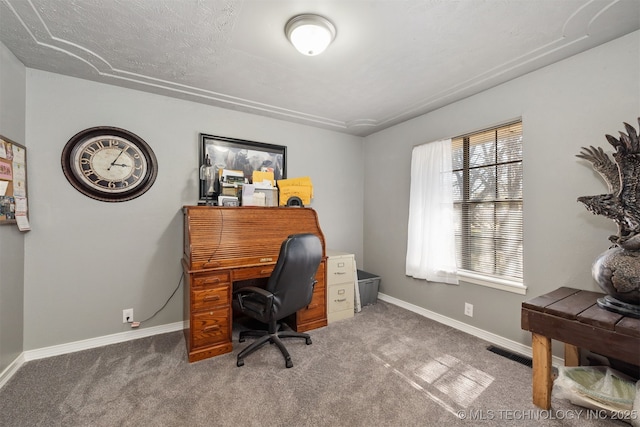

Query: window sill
457 271 527 295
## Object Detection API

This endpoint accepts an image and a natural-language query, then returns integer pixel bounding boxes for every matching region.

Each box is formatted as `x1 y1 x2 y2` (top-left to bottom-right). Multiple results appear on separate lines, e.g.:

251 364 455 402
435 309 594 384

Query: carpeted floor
0 301 632 426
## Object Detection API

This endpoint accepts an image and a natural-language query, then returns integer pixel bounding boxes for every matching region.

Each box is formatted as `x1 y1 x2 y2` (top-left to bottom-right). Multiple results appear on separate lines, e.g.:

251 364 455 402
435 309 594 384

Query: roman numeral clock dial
62 127 158 202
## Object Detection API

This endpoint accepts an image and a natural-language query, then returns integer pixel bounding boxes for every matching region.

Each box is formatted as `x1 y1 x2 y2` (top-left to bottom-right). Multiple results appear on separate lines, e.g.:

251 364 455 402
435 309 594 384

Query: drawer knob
204 295 220 301
335 298 347 302
335 272 346 275
203 325 220 332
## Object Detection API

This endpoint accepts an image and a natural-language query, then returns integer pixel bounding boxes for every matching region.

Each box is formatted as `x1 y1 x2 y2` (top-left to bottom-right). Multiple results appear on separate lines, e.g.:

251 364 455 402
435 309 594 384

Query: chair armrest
233 286 274 313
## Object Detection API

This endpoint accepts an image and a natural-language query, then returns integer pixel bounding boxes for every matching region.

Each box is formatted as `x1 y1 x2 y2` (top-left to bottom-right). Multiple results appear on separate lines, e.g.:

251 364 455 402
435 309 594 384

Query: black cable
137 272 184 325
205 207 224 265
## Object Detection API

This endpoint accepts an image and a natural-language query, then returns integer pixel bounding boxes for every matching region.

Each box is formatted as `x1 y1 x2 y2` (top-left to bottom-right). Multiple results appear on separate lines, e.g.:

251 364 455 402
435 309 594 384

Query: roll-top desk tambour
182 206 328 363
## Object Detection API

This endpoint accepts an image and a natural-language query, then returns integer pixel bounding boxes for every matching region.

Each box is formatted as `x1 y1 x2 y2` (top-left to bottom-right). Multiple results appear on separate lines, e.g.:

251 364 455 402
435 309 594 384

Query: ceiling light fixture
285 14 336 56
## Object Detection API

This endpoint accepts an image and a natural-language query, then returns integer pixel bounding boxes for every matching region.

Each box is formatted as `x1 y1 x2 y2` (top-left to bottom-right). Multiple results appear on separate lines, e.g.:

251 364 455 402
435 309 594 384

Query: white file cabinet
326 250 355 323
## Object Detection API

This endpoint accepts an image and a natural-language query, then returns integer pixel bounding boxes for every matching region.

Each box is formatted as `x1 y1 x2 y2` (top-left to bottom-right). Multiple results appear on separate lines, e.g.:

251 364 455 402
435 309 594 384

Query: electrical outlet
464 302 473 317
122 308 133 323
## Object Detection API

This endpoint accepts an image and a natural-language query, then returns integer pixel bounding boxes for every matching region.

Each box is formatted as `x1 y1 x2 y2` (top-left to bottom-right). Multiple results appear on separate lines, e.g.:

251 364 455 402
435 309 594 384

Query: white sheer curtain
406 138 459 284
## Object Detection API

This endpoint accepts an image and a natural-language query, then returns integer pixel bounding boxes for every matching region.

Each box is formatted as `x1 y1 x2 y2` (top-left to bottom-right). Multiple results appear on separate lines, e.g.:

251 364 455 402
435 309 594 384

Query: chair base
237 323 312 368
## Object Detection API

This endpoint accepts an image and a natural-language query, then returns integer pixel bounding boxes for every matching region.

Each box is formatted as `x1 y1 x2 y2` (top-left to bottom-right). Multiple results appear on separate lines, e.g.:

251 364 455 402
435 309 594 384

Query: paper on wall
13 145 25 163
12 161 26 197
16 213 30 231
14 196 27 212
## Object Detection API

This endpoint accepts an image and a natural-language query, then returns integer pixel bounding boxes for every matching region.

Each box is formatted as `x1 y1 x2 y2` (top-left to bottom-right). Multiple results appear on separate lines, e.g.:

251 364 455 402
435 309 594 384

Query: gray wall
4 30 639 363
23 71 363 350
363 31 640 351
0 42 26 373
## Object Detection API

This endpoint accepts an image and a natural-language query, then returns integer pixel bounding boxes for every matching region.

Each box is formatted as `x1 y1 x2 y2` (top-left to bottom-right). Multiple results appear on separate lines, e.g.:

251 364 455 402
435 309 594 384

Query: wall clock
61 126 158 202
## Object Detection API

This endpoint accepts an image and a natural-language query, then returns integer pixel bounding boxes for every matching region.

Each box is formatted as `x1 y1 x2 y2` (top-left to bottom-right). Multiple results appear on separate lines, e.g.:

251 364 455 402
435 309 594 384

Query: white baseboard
0 352 26 389
23 321 185 361
377 292 564 367
0 321 185 389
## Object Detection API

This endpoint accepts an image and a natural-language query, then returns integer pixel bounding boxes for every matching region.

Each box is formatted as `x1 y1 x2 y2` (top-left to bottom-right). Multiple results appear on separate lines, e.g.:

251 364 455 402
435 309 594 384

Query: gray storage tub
357 270 380 306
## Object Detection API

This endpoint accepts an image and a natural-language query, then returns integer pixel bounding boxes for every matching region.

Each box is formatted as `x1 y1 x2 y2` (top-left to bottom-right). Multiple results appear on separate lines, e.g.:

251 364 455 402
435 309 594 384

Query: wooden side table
521 287 640 409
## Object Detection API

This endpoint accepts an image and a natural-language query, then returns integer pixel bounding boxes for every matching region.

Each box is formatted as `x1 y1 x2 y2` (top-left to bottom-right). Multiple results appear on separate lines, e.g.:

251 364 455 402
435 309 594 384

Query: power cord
130 272 184 328
204 208 224 265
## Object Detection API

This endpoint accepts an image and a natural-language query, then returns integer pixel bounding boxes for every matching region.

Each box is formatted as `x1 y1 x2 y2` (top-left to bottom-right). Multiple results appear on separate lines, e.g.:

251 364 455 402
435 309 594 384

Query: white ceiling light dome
285 14 336 56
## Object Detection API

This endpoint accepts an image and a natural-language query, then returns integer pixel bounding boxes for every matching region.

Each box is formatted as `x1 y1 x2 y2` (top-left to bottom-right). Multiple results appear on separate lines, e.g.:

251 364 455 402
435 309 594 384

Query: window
451 121 524 291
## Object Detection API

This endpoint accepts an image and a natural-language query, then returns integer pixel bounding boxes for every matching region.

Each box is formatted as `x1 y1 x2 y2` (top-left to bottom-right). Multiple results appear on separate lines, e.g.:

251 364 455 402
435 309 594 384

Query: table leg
531 332 552 409
564 344 580 367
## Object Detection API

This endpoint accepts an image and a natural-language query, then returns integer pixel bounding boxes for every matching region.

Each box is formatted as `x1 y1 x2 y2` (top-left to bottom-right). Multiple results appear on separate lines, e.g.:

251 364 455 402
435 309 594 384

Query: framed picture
199 134 286 201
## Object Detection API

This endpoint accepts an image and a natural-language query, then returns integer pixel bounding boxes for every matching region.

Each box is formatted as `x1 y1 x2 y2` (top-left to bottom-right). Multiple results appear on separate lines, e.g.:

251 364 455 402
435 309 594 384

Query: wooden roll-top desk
182 206 327 362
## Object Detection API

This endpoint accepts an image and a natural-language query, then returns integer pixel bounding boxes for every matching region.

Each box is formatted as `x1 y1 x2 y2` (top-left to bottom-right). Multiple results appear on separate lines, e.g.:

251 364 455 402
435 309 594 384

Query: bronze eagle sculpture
576 118 640 251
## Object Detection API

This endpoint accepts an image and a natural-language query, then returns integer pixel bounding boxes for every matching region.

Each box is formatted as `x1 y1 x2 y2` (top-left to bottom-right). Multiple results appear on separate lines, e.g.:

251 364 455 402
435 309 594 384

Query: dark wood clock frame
61 126 158 202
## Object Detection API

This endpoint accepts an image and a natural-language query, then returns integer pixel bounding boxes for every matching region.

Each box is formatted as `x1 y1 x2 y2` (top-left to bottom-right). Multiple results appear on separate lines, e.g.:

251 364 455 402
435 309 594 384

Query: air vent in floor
487 345 532 367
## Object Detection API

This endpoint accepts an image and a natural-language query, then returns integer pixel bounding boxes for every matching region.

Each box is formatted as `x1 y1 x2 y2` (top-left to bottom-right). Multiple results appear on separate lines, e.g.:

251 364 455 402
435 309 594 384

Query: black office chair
233 233 322 368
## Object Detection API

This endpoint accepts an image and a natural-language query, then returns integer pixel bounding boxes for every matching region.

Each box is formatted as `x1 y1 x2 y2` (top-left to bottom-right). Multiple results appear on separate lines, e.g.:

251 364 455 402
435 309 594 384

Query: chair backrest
266 233 323 319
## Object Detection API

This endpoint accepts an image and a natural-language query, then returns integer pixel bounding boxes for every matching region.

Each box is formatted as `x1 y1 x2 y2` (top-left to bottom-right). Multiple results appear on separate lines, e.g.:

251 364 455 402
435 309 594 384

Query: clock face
71 136 148 193
62 127 157 202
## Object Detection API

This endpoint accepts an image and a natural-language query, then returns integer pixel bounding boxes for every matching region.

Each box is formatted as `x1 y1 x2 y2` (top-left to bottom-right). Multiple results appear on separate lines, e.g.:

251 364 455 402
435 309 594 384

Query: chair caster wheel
285 358 293 368
305 337 312 345
239 336 245 343
237 358 244 367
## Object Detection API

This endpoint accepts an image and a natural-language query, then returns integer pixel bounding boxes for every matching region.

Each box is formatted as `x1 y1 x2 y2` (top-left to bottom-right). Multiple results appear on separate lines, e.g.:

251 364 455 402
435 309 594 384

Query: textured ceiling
1 0 639 136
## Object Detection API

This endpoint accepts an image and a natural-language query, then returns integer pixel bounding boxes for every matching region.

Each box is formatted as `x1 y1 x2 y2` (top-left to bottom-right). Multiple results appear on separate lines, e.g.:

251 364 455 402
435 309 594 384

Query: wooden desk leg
531 332 552 410
564 344 580 367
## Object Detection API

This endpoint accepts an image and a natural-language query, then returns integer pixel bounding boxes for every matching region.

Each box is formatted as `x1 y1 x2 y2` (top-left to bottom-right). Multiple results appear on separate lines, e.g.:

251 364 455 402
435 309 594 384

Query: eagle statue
576 118 640 310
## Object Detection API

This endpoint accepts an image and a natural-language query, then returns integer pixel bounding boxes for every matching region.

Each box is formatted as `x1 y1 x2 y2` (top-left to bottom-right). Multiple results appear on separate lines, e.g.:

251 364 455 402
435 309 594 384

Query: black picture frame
199 134 286 201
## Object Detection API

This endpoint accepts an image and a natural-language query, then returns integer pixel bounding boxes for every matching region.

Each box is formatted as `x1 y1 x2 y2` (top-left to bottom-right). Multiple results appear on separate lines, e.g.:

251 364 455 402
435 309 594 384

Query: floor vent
487 345 532 368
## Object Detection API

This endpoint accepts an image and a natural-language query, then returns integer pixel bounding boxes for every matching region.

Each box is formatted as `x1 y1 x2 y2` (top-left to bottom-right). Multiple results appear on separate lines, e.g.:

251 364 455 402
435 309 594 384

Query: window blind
452 121 523 281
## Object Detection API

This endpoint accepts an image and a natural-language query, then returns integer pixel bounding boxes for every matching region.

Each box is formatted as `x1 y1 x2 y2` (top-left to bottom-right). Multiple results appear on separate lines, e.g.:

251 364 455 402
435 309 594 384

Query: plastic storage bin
357 270 380 306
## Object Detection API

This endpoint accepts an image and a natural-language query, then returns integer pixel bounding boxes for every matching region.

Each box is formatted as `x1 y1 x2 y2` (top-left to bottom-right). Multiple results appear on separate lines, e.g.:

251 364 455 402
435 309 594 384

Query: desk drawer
192 286 229 311
233 265 275 281
327 257 354 285
191 309 230 348
192 271 230 288
297 286 326 323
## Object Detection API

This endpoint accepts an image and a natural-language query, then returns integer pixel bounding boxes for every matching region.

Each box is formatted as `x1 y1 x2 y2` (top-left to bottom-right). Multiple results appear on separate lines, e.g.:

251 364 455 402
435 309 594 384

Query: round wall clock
61 126 158 202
